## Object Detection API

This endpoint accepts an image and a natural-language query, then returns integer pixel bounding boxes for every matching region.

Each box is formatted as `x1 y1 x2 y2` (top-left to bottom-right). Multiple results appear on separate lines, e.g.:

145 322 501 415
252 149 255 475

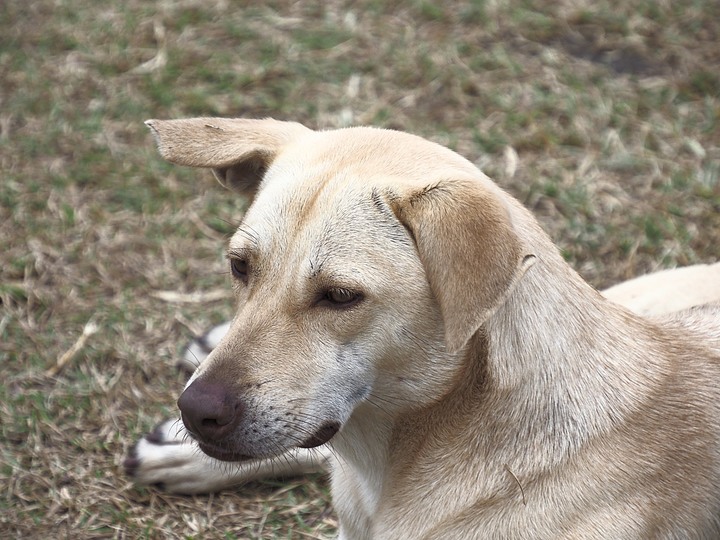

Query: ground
1 0 719 538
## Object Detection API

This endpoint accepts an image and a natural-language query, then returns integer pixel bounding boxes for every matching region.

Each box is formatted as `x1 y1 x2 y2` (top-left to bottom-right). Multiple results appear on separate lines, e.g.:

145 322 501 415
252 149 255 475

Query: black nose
177 378 241 442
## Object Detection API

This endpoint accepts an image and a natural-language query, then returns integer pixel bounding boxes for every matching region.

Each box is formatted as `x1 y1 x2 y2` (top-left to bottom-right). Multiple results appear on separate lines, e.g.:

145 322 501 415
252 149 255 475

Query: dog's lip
196 441 255 462
193 422 341 460
298 422 340 449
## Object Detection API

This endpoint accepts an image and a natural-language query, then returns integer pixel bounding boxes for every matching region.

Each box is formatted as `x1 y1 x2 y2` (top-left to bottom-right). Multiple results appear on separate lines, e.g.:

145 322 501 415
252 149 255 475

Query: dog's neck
484 247 664 460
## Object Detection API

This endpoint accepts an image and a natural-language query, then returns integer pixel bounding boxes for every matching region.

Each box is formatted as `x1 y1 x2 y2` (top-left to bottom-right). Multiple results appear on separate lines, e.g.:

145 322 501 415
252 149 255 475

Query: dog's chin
196 422 341 462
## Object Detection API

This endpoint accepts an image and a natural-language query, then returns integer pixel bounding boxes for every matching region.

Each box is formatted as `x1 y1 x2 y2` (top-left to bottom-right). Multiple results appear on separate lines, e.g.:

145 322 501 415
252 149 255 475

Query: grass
1 0 719 538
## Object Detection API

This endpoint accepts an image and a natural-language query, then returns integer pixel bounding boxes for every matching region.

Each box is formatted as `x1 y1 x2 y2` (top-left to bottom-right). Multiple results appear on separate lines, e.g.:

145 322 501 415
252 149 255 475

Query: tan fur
602 262 720 316
147 118 720 539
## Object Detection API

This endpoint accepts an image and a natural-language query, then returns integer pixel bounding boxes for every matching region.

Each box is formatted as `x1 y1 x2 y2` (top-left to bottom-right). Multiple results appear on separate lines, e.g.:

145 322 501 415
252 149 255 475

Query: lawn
1 0 719 538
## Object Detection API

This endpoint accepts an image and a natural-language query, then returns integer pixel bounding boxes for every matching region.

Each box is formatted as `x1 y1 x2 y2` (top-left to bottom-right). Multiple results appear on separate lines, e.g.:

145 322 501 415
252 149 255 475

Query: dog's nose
177 379 241 442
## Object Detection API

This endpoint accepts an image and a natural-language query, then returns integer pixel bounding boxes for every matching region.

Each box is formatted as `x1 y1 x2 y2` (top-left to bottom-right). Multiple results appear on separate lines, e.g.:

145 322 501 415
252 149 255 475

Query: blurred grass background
1 0 719 538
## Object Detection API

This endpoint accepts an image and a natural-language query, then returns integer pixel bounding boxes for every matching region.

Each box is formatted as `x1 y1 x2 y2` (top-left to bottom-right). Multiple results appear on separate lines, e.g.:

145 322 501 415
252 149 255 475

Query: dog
126 118 720 539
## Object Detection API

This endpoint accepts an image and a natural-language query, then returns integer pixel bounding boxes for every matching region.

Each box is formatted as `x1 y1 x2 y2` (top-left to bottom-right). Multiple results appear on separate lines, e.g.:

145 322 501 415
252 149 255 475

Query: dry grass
1 0 719 538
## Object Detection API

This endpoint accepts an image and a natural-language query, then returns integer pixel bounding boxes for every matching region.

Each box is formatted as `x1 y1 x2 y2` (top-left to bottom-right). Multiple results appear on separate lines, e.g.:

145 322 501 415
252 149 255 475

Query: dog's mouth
194 421 341 462
298 422 340 449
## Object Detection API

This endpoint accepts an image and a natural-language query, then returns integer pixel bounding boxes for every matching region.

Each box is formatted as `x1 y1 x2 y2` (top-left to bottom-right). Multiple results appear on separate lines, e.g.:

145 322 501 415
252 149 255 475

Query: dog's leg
124 418 329 494
125 325 331 494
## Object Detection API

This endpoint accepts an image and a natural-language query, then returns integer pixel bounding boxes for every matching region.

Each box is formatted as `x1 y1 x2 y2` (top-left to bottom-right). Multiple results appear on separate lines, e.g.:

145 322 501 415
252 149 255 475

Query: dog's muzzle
177 377 340 460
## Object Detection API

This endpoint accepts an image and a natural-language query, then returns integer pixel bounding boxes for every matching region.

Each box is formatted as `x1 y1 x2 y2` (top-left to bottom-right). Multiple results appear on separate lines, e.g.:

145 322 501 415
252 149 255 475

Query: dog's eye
323 288 362 307
230 258 249 283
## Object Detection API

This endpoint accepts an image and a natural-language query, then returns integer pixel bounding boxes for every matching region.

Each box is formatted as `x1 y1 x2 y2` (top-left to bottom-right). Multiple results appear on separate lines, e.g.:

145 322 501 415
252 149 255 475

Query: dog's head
147 118 534 461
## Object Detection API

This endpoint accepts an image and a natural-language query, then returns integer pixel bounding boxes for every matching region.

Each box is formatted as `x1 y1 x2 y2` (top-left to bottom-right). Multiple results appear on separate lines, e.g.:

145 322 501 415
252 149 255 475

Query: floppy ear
391 180 536 353
145 117 312 198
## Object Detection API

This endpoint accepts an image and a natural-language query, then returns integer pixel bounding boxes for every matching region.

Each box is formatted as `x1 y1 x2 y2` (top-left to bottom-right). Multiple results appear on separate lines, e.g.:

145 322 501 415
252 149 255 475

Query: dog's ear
391 180 535 353
145 118 312 198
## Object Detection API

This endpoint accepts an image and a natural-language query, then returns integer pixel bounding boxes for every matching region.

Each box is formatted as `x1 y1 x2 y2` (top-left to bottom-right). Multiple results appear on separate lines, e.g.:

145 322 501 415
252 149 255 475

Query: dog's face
147 119 534 461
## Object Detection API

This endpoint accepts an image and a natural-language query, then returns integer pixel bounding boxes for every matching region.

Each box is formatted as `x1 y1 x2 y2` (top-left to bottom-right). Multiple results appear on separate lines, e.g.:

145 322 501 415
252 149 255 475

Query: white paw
124 419 331 494
124 419 238 494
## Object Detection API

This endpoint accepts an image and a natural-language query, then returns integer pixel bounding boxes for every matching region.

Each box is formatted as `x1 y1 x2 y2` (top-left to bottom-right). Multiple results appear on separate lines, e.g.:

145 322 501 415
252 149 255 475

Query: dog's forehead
232 176 398 258
227 126 483 265
230 129 424 247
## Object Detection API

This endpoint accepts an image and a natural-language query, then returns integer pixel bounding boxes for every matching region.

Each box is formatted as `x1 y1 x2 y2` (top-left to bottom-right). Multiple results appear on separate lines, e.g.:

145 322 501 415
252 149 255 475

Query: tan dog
134 118 720 539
